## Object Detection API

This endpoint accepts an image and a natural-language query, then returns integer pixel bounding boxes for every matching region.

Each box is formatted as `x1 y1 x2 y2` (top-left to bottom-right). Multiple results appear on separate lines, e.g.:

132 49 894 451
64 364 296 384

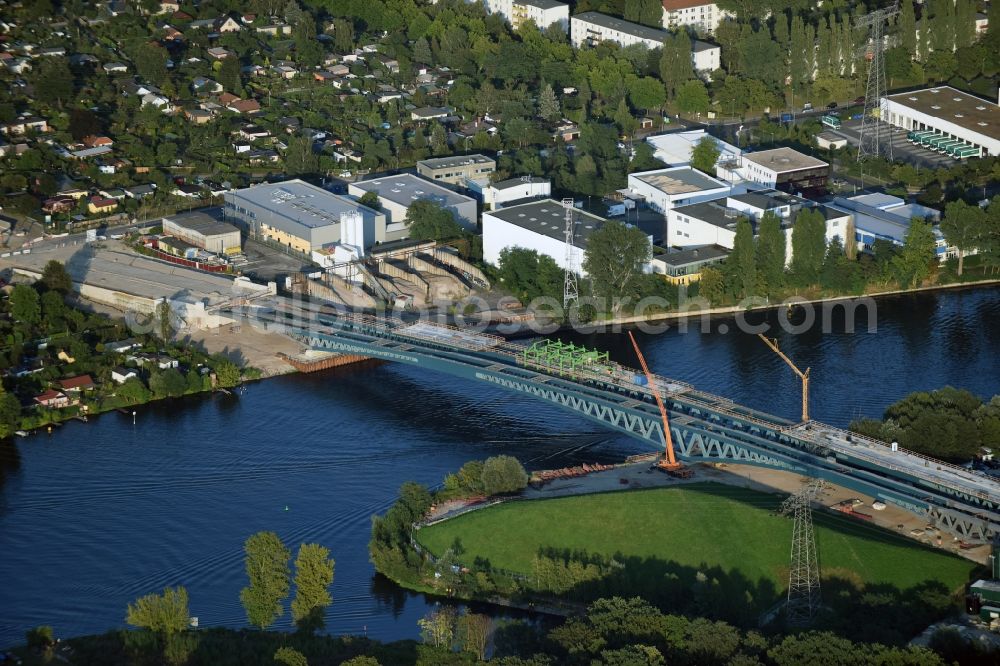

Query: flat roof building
483 0 570 32
668 190 852 263
224 179 385 253
717 147 829 192
416 154 496 186
468 175 552 210
483 198 627 277
627 166 731 215
571 11 669 50
645 129 739 167
829 193 953 260
348 173 478 240
883 86 999 157
650 244 729 285
163 211 242 255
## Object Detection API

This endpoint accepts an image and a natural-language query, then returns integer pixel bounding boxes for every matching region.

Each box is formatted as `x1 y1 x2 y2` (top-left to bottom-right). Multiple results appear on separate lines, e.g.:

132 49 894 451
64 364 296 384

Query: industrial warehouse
162 212 242 256
347 173 478 236
883 86 999 158
223 179 385 253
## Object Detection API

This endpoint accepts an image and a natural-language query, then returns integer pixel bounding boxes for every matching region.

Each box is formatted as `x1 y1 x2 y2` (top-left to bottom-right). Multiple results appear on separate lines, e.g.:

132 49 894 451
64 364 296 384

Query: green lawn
417 483 977 594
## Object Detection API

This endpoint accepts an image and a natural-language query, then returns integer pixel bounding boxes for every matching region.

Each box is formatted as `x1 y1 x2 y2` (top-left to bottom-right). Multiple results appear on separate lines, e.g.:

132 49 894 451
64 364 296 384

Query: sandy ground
181 323 298 377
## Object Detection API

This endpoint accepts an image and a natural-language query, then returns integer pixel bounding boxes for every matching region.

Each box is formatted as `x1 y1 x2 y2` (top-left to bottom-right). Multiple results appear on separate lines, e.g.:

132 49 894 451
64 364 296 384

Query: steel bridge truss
291 323 999 543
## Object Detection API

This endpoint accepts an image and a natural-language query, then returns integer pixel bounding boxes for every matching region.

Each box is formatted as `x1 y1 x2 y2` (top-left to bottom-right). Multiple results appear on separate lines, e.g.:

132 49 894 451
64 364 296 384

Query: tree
675 79 710 115
274 646 309 666
157 300 172 341
150 368 187 398
582 221 652 312
696 266 725 304
11 284 40 328
537 83 560 121
118 377 151 404
285 136 319 176
219 56 243 95
892 218 937 287
723 218 757 299
755 211 786 295
690 136 720 175
659 33 694 98
134 43 168 85
358 191 381 210
790 209 827 285
32 57 73 108
405 199 464 241
481 455 529 495
0 388 21 438
25 626 54 654
240 531 291 630
940 200 984 276
627 77 666 112
898 0 918 59
210 354 242 388
126 586 190 635
418 607 456 647
457 611 491 660
41 260 72 293
291 543 335 633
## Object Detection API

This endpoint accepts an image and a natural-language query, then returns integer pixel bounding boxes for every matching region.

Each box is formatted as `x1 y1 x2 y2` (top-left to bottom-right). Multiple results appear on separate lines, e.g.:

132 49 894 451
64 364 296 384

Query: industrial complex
883 86 999 158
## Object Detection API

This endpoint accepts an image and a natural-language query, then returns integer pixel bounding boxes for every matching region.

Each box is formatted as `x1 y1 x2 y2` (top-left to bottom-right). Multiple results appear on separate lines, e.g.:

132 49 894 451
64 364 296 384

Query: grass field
417 483 977 594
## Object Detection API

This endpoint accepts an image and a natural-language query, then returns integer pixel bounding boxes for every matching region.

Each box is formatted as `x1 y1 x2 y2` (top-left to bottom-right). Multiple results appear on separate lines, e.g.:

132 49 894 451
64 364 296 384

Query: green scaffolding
523 339 610 377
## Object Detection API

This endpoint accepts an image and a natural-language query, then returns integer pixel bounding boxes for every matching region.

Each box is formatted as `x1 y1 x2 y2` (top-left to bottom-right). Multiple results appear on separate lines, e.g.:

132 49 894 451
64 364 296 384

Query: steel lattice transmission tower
562 198 579 311
856 3 899 162
780 479 826 627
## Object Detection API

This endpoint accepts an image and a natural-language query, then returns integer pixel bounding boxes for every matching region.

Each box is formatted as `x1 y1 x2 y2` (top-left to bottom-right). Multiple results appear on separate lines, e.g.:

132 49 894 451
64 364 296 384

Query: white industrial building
570 12 720 75
348 173 478 240
882 86 999 158
468 175 551 209
645 129 739 167
626 166 730 215
660 0 731 34
224 179 385 253
483 199 620 277
162 212 242 255
716 147 830 192
483 0 569 31
668 191 852 264
829 193 955 261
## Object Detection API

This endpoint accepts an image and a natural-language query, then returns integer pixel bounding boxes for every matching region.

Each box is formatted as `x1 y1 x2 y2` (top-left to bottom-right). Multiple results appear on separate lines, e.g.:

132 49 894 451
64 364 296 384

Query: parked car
827 101 839 109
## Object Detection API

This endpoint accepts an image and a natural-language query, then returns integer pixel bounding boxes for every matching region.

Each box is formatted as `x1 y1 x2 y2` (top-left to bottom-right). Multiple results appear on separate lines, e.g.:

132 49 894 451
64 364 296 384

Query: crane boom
757 334 811 423
628 331 681 469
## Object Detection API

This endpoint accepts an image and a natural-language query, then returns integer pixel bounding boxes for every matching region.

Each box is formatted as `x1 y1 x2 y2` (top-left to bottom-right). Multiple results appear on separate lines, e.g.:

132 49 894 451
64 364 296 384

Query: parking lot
831 119 958 168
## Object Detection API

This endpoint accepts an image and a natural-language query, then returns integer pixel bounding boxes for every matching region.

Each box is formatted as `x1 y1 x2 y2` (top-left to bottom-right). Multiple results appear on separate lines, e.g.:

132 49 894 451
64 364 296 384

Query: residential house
129 353 180 369
82 135 114 148
38 46 67 57
172 183 202 198
141 93 172 111
59 375 96 393
237 124 270 140
215 16 242 33
34 389 71 408
88 196 118 214
98 188 127 201
111 367 139 384
105 338 142 353
184 108 213 124
2 116 48 135
206 47 234 60
158 1 180 13
42 196 76 214
411 106 451 121
103 61 128 74
242 64 266 77
326 64 349 77
256 23 292 36
246 149 280 165
163 25 184 42
227 99 261 114
218 91 240 106
191 76 222 94
125 183 157 199
71 145 112 159
188 19 216 30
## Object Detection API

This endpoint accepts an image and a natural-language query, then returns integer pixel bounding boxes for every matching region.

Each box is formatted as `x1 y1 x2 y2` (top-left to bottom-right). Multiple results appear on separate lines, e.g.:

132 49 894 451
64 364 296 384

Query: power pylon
780 479 825 627
562 198 579 311
856 3 899 162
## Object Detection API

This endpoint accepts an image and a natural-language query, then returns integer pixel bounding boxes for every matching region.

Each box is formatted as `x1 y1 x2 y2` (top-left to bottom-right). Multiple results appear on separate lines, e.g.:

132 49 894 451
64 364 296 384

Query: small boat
14 430 29 437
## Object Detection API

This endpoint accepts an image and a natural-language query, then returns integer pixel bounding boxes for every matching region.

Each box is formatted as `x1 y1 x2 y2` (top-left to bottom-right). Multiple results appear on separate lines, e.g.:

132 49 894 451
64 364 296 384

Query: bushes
481 456 528 496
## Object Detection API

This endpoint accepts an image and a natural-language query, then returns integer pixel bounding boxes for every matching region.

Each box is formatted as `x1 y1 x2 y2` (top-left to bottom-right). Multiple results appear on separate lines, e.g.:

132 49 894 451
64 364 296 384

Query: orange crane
757 334 810 423
627 331 684 473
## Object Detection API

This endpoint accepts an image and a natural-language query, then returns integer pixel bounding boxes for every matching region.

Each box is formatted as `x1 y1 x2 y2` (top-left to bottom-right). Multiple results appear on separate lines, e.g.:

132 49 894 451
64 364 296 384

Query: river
1 286 999 647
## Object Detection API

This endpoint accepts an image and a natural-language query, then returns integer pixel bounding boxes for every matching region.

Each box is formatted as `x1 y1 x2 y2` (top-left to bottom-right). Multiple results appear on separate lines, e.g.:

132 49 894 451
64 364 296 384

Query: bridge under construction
259 307 1000 544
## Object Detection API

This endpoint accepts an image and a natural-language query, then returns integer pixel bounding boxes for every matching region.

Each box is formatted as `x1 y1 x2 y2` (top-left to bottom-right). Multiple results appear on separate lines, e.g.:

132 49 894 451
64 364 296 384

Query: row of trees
121 531 335 665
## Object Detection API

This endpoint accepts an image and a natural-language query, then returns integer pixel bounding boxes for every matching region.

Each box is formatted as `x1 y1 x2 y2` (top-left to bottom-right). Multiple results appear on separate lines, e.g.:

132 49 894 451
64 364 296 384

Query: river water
1 286 999 647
